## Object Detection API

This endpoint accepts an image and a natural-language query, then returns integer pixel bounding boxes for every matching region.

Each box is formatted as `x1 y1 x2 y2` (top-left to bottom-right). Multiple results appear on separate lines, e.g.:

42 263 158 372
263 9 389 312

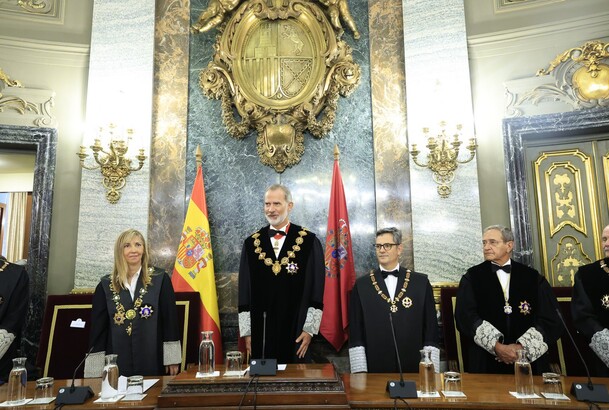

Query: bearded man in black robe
238 184 325 363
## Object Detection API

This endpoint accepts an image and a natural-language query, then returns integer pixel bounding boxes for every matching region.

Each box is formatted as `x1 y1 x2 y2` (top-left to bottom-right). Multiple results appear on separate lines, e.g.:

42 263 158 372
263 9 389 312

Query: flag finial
334 144 340 161
196 145 203 167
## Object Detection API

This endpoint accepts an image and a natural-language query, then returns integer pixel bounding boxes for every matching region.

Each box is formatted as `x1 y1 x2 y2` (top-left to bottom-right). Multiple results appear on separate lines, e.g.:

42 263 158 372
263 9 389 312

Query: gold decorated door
526 137 609 286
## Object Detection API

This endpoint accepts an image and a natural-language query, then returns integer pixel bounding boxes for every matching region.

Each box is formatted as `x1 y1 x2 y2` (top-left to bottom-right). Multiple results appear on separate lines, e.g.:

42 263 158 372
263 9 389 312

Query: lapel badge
402 296 413 309
139 304 154 319
519 300 532 315
286 262 299 275
601 295 609 309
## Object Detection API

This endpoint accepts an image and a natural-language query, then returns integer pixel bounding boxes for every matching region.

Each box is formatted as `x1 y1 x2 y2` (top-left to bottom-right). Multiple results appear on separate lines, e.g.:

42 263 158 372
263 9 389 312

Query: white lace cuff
349 346 368 373
474 320 503 355
590 328 609 368
424 345 440 373
84 351 105 378
517 327 548 362
239 311 251 337
163 340 182 366
0 329 15 360
303 307 323 335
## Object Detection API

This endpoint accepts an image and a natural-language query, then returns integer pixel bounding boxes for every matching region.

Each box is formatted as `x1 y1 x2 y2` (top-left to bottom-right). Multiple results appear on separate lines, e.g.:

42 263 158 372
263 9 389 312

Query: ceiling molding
468 12 609 58
0 35 89 67
493 0 565 14
0 0 64 25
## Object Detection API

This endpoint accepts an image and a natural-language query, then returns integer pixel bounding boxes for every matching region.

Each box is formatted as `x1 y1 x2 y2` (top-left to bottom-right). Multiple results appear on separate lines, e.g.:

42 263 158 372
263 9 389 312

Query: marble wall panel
403 0 482 282
369 0 413 268
148 0 191 273
186 0 373 353
75 0 156 288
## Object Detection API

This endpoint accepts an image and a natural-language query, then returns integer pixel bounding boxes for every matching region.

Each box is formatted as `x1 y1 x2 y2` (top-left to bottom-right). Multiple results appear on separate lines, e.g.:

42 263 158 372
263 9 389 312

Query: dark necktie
491 263 511 273
381 270 399 279
269 229 286 238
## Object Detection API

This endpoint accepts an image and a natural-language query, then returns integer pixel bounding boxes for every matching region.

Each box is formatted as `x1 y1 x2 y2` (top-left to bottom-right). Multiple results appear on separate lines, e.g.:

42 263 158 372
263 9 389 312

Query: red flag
320 153 356 351
172 165 223 363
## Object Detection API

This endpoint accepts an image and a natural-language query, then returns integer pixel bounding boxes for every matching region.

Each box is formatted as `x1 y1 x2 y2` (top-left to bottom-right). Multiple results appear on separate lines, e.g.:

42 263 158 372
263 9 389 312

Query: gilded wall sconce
77 124 147 204
409 122 477 198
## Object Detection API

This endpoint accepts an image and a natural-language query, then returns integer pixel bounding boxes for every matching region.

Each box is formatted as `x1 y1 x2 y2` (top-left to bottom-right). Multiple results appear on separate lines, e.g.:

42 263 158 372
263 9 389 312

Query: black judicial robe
455 260 561 374
0 260 29 381
572 259 609 376
89 270 180 376
238 224 325 363
349 268 439 373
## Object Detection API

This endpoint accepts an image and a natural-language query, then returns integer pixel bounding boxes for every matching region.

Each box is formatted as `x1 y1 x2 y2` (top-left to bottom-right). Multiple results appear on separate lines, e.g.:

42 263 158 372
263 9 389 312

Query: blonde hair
112 229 151 290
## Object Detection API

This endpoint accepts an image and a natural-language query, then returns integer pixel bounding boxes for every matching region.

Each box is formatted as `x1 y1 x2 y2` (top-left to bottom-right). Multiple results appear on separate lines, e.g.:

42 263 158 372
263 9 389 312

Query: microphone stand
249 312 277 376
555 308 609 403
386 313 417 398
55 346 95 405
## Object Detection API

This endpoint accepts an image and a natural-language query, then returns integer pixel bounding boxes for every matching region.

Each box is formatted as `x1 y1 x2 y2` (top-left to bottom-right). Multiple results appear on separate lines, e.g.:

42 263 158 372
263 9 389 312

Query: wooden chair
36 291 200 378
440 286 594 376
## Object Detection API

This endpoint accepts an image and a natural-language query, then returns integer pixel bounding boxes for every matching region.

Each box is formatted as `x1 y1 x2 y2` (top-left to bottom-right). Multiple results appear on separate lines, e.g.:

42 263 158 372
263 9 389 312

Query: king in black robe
455 260 562 374
572 258 609 376
238 223 325 364
348 267 439 373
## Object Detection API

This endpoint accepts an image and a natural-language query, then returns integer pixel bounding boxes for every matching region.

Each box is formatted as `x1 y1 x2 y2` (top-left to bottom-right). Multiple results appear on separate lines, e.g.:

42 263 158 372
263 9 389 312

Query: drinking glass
443 371 462 393
514 349 534 395
7 357 27 405
34 377 54 400
224 351 243 377
542 372 563 396
418 348 436 394
126 375 144 395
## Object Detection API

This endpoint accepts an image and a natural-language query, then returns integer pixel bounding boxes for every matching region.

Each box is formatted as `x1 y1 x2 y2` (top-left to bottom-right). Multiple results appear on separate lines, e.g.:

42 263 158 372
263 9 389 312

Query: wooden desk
344 372 609 409
157 363 349 409
0 376 172 409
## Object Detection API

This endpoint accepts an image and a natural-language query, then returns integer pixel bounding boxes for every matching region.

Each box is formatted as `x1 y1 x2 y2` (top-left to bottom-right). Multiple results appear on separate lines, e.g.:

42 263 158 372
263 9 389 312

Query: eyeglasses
373 243 399 251
482 239 505 246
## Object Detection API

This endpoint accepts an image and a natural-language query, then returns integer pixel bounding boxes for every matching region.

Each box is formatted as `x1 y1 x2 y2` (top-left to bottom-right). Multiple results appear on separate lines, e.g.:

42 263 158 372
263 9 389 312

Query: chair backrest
439 286 469 372
36 291 200 378
440 285 595 376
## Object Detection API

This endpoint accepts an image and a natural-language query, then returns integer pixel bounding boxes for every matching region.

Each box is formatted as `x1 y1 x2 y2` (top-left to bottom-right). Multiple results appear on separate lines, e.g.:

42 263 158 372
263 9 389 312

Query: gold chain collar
110 271 152 336
0 260 8 272
601 260 609 274
370 269 411 313
253 228 308 275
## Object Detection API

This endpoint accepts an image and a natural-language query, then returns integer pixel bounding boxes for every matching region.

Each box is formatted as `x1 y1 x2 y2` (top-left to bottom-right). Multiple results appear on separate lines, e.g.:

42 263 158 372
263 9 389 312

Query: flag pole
334 144 340 161
196 145 203 168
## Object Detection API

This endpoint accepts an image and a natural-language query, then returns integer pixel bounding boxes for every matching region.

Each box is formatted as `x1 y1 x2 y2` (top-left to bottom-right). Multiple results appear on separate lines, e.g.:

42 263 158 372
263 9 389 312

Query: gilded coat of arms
177 226 213 279
194 0 361 172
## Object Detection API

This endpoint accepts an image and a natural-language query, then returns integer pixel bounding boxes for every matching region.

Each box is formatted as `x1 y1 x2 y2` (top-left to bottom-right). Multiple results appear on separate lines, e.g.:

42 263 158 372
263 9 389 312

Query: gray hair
484 225 514 242
266 184 293 203
376 227 402 244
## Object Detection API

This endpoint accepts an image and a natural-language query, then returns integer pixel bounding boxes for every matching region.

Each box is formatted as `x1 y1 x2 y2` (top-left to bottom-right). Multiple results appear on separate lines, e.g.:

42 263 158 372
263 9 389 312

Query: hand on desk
296 331 312 359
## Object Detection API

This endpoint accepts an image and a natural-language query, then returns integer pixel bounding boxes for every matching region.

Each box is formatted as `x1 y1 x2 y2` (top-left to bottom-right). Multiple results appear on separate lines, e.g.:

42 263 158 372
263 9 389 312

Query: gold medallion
126 309 137 320
402 296 413 308
390 304 398 313
113 311 125 325
272 261 282 275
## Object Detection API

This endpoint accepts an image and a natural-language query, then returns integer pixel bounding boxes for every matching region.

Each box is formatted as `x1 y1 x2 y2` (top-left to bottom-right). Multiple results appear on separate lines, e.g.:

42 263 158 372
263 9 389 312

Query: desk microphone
249 311 277 376
386 313 417 398
555 307 609 403
55 346 95 404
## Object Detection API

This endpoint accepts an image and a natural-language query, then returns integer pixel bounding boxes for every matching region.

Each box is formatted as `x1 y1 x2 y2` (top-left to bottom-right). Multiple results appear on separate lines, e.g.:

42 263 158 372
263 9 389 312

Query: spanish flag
172 162 222 362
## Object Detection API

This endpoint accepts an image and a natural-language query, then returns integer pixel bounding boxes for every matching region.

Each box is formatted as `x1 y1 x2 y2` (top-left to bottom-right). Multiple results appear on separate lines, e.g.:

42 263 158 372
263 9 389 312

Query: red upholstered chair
36 292 200 378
